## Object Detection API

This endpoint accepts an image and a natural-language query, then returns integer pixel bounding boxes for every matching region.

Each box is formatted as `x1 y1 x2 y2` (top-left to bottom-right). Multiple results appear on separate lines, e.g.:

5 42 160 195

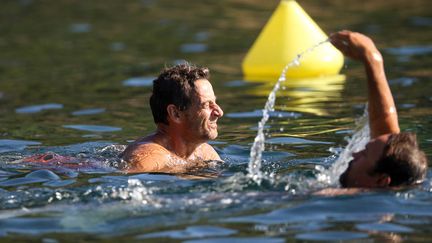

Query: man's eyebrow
204 96 217 102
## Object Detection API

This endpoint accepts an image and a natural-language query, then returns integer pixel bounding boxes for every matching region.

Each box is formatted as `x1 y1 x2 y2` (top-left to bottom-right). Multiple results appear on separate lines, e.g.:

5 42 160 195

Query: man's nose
213 103 223 117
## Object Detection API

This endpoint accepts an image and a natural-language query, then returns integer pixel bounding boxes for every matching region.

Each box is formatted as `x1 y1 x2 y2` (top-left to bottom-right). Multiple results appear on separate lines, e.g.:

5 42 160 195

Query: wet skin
328 30 400 190
121 78 224 173
339 134 391 188
182 79 224 142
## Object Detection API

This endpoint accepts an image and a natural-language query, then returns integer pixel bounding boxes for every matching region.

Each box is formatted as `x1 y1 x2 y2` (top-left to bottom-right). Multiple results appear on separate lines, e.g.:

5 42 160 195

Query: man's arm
330 30 400 138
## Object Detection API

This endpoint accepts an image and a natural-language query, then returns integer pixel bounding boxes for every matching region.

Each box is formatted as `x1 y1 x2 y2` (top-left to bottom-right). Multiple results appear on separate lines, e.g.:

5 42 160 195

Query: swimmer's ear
376 173 391 187
167 104 182 124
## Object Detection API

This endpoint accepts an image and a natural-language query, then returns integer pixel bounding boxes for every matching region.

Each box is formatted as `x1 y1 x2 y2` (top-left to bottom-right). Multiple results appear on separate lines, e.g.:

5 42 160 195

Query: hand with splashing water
330 30 398 138
330 30 383 64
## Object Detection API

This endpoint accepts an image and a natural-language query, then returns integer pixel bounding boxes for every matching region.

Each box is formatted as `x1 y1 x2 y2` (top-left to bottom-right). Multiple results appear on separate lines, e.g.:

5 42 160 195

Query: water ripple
184 237 285 243
122 77 154 87
266 137 332 145
180 43 208 53
63 125 122 132
227 110 301 119
71 108 106 116
69 23 92 33
355 222 414 233
296 231 368 241
15 103 63 114
137 225 237 239
386 45 432 56
0 139 41 153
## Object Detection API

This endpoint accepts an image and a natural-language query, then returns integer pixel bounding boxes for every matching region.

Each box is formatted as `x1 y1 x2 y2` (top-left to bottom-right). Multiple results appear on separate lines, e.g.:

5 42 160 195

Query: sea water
1 0 432 240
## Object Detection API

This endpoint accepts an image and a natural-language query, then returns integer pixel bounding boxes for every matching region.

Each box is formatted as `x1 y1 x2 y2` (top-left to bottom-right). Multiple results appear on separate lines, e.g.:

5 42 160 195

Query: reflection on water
227 110 301 119
180 43 208 53
110 42 126 51
15 104 63 114
122 77 155 87
137 225 237 239
386 45 432 56
410 16 432 27
244 75 345 116
0 139 41 153
71 108 106 116
0 0 431 241
62 124 122 132
69 23 92 33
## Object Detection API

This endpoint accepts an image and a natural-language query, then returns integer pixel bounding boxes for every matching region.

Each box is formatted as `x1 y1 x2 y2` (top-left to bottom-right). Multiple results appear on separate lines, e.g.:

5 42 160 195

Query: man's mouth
208 120 218 128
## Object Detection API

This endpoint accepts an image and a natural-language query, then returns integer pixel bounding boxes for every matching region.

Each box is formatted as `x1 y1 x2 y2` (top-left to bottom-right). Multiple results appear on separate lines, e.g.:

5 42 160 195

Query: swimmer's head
150 63 210 125
339 132 428 188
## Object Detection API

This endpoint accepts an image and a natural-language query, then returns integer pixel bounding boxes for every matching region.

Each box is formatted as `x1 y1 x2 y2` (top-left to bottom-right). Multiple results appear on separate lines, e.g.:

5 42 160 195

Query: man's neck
154 124 203 159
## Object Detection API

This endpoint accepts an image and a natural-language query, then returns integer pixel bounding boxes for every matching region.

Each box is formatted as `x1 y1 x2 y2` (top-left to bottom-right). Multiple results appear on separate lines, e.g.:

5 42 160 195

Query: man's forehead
194 79 216 98
195 79 212 88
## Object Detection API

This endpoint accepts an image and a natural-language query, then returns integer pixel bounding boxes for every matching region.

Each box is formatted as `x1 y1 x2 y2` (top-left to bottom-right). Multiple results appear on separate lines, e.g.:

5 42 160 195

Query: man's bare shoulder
121 139 171 173
125 142 168 156
199 143 222 161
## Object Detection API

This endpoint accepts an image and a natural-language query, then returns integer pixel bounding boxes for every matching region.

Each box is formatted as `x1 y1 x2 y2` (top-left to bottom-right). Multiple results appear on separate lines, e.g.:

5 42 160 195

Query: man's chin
208 131 218 140
201 130 217 140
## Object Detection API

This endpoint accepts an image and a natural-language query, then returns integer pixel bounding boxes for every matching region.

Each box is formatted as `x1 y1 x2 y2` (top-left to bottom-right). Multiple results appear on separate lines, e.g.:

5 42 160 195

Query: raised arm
330 30 400 138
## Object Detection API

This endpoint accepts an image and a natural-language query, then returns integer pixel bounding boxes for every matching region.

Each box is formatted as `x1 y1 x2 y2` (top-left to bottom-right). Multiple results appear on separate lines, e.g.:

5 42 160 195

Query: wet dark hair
373 132 428 186
149 63 210 125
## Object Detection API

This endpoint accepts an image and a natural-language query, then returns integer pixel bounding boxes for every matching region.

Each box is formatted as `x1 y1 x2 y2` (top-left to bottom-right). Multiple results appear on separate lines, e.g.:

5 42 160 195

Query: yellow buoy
242 0 344 81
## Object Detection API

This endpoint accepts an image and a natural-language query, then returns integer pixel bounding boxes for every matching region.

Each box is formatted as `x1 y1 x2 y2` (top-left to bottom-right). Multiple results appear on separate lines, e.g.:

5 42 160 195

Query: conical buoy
242 0 344 81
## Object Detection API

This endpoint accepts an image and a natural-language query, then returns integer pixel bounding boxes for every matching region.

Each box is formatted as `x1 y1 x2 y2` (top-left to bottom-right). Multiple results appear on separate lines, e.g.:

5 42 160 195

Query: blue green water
1 0 432 241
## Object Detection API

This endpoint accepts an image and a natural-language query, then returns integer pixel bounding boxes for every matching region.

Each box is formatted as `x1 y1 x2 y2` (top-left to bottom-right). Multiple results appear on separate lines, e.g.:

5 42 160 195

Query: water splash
248 39 330 185
316 106 370 186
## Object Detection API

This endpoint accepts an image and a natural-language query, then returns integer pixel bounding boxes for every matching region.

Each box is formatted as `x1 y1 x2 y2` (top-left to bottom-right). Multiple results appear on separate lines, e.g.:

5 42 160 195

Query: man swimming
330 30 427 189
21 64 224 174
120 64 224 173
21 31 427 186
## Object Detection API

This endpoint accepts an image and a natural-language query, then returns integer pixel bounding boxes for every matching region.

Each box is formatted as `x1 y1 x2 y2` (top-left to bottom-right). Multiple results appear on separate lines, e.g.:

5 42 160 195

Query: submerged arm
330 30 400 138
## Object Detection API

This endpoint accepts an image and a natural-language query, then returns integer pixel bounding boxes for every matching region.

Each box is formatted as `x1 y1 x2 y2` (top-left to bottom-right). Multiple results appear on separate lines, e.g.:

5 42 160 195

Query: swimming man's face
339 134 390 188
183 79 223 141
